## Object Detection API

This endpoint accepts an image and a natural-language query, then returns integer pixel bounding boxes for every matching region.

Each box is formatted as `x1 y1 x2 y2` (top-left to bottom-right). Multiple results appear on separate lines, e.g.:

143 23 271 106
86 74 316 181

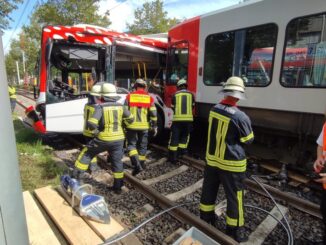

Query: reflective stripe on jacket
206 103 254 172
8 86 16 99
171 90 195 122
88 101 134 142
83 104 96 137
126 90 157 130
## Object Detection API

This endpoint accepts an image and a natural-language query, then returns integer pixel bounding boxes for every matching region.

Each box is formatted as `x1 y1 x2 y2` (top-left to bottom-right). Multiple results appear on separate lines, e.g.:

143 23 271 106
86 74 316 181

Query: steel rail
65 136 238 245
150 144 322 219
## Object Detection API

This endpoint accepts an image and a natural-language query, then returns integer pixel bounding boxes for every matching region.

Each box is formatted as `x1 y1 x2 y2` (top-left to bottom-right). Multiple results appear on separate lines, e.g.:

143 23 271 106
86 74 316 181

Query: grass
13 118 65 191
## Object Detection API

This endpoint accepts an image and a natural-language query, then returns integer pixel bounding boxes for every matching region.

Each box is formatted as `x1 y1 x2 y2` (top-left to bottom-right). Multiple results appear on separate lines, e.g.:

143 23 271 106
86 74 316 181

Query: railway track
15 89 324 244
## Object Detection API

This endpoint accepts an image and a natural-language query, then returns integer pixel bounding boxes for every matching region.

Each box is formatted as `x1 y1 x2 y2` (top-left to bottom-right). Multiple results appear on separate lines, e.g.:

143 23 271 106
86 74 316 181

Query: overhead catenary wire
4 0 31 51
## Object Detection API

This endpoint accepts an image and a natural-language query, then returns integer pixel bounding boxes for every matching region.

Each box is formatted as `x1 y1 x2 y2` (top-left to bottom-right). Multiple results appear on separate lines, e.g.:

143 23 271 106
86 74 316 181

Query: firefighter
82 83 102 174
125 78 157 175
199 76 254 242
8 84 16 112
74 83 134 194
168 79 195 164
313 110 326 243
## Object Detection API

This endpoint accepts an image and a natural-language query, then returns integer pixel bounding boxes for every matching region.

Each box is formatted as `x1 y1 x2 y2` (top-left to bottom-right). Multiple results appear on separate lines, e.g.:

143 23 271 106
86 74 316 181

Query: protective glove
151 126 158 137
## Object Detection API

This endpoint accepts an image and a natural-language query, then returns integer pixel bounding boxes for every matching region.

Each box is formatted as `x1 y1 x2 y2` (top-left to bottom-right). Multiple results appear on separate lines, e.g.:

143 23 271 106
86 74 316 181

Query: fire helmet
90 83 102 96
135 78 147 88
177 79 187 87
102 83 118 97
219 76 246 100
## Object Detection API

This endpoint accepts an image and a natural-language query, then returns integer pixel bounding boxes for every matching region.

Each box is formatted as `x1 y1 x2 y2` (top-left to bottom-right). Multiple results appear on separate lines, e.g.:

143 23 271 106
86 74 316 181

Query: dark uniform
75 95 134 193
168 82 195 163
83 95 100 172
126 85 157 174
200 99 254 241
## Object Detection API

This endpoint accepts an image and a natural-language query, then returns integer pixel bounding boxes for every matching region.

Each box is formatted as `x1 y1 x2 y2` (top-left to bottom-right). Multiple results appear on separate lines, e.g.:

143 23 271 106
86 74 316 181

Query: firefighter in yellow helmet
125 78 157 175
199 76 254 242
74 83 134 194
168 79 195 164
8 84 17 112
82 83 102 174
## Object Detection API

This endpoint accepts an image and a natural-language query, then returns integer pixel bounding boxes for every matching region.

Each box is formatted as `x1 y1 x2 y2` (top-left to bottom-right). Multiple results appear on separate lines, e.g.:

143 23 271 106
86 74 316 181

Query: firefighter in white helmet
82 83 102 174
168 79 195 164
74 83 134 194
199 76 254 242
125 78 157 175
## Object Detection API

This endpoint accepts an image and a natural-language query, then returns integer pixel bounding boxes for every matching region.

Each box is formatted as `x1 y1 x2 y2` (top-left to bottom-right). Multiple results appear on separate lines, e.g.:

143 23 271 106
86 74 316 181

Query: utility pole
22 51 26 74
0 32 29 245
16 60 20 84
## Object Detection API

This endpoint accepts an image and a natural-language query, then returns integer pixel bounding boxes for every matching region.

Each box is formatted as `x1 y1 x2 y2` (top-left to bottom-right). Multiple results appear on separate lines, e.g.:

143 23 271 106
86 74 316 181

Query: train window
203 23 277 86
166 41 189 85
281 13 326 88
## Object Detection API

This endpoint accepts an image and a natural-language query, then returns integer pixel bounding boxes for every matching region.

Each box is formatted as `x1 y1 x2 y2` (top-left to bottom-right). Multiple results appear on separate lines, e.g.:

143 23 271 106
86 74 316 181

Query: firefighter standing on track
199 76 254 243
82 83 102 174
74 83 134 194
125 78 158 175
168 79 195 164
8 84 16 112
313 110 326 243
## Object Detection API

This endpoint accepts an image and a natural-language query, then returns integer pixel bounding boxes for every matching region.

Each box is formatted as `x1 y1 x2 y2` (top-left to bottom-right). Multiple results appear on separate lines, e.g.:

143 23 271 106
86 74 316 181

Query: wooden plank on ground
23 191 61 245
142 165 189 185
34 186 102 245
56 186 124 241
166 179 203 201
242 204 288 245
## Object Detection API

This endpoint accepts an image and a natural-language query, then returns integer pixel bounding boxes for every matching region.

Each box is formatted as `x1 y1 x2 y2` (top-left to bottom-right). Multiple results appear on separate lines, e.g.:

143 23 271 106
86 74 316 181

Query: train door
45 42 107 133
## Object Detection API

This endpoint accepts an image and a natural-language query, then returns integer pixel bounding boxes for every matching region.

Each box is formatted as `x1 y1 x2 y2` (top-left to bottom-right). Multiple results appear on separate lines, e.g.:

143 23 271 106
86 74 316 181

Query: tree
127 0 179 35
0 0 23 31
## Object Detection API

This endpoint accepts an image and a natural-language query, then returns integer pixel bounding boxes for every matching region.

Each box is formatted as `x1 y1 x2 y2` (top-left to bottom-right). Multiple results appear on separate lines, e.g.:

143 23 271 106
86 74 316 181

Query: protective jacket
8 86 16 99
83 96 97 137
88 97 134 142
125 89 157 130
206 100 254 172
171 89 195 121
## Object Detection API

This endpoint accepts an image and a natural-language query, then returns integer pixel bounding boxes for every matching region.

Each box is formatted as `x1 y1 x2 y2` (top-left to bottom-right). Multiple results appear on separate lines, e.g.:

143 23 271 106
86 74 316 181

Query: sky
2 0 240 53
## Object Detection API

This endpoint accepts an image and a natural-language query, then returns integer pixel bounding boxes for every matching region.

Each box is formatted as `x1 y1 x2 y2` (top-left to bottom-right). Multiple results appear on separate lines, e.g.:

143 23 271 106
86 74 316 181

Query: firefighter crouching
82 83 102 173
199 76 254 242
168 79 195 164
8 84 17 112
125 79 157 175
74 83 134 194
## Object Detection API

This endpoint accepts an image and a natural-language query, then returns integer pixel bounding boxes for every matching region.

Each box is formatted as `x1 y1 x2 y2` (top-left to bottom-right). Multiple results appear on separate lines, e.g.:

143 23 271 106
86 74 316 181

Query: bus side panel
46 98 88 133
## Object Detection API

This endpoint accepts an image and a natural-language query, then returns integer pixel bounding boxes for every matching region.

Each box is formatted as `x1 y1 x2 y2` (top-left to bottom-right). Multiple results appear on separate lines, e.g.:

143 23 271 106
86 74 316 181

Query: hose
215 204 291 245
100 202 187 245
250 175 294 245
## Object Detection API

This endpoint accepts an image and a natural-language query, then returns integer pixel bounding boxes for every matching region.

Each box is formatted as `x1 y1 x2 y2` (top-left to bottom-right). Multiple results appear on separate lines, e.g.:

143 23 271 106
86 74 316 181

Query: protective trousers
84 136 98 172
200 165 245 227
75 138 124 190
127 130 148 166
168 122 192 162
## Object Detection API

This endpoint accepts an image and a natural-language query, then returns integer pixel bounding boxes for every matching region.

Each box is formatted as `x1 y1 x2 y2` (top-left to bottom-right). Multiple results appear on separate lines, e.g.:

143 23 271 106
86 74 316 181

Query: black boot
199 211 216 226
130 156 143 176
226 226 248 243
140 160 146 169
72 169 86 181
168 150 178 164
113 178 123 194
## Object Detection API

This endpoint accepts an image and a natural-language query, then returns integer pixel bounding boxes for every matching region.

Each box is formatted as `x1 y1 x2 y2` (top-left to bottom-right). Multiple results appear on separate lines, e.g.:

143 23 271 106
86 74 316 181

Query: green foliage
127 0 179 35
5 0 111 82
13 119 65 191
0 0 23 31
